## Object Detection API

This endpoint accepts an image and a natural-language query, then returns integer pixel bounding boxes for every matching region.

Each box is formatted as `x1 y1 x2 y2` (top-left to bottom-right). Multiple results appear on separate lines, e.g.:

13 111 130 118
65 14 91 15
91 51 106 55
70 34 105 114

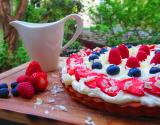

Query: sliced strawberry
101 86 120 97
84 48 92 55
85 78 97 88
29 72 48 92
149 45 156 50
97 77 111 89
26 61 43 76
144 77 160 96
122 78 144 96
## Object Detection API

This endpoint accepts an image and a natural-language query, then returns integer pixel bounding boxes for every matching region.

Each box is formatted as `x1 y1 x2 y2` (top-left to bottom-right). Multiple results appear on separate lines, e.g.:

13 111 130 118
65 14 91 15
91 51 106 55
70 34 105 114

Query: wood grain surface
0 58 160 125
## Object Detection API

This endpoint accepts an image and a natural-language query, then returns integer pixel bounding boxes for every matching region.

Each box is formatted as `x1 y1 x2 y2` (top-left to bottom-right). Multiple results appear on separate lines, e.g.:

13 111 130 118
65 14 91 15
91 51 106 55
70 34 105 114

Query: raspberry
150 53 160 64
17 82 35 99
16 75 29 83
126 56 140 68
118 44 129 58
108 48 122 65
136 50 147 61
26 61 43 76
139 45 150 55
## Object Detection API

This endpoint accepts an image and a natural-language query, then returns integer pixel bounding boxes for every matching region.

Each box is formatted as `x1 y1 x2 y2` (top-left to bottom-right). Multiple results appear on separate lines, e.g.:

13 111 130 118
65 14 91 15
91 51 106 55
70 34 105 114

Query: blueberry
11 87 19 97
11 82 18 89
128 68 141 77
126 44 132 48
106 65 120 75
89 54 99 61
149 67 160 74
0 83 8 89
92 51 100 56
0 88 9 98
92 62 102 69
155 49 160 54
100 48 108 54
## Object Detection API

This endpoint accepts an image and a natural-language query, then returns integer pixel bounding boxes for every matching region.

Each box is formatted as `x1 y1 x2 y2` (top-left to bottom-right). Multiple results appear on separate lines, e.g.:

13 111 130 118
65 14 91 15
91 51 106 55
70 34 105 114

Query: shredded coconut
51 105 68 112
51 85 64 94
44 110 49 114
34 98 43 105
48 98 55 103
85 117 95 125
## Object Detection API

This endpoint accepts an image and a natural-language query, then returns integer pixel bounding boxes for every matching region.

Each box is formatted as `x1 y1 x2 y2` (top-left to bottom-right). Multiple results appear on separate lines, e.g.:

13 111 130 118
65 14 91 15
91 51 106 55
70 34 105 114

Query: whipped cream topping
61 45 160 107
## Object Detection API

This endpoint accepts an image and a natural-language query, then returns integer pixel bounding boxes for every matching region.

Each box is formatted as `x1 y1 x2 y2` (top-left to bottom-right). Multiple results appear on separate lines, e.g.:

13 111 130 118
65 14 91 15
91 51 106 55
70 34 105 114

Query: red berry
150 53 160 64
29 72 48 92
118 44 129 58
126 56 140 68
16 75 29 83
122 78 144 96
136 50 147 61
108 48 122 65
26 61 43 76
97 77 111 89
85 78 97 88
139 45 150 55
17 82 35 99
144 77 160 96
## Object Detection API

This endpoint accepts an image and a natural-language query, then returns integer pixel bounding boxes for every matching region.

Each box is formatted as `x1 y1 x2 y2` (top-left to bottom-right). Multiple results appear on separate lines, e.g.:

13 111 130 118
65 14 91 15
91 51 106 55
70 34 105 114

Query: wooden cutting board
0 58 160 125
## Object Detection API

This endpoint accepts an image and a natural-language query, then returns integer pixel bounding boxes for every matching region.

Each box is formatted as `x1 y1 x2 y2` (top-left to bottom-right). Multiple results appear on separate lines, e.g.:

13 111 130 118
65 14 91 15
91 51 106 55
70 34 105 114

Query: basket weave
64 84 160 117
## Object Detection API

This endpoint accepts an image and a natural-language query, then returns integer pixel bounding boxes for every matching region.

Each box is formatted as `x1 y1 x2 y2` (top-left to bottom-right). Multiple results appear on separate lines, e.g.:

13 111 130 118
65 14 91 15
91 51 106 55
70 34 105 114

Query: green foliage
0 41 30 73
89 0 160 46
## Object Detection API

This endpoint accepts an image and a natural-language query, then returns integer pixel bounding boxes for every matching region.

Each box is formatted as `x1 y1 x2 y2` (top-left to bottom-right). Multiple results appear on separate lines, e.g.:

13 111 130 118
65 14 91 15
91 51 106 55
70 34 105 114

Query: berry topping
16 75 29 83
144 77 160 96
139 45 150 55
17 82 35 99
155 49 160 54
92 62 102 69
149 67 160 74
11 87 19 97
11 82 18 89
26 61 43 76
150 53 160 64
29 72 48 92
92 51 100 56
99 48 108 54
108 48 122 65
84 48 92 55
136 50 147 61
106 65 120 75
0 88 9 98
88 54 99 62
0 83 8 89
122 78 144 96
126 56 140 68
97 77 111 89
85 78 97 88
128 68 141 77
118 44 129 58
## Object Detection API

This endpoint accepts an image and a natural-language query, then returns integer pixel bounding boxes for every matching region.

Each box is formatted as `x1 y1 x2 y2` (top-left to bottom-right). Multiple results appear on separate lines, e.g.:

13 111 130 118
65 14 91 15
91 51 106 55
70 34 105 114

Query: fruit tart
61 44 160 117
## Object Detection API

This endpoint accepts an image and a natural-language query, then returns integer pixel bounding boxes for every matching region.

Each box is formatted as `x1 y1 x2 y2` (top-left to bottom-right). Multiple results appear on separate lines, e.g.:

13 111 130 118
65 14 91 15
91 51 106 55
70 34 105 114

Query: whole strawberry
136 50 147 61
29 72 48 92
108 48 122 65
118 44 129 58
126 56 140 68
17 82 35 99
16 75 29 83
26 61 42 76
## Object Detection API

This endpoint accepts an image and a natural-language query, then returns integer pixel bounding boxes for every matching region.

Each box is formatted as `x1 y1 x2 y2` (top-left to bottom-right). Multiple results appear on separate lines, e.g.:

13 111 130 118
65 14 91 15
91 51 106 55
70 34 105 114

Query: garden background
0 0 160 73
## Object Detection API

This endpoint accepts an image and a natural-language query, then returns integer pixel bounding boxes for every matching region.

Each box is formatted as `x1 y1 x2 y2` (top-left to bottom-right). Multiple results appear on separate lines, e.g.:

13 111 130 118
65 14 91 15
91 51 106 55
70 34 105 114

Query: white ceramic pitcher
10 14 83 72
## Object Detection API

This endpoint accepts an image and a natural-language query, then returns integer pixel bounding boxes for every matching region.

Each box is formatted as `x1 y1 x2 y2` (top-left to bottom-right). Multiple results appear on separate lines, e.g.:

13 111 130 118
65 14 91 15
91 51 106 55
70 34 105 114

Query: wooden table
0 58 160 125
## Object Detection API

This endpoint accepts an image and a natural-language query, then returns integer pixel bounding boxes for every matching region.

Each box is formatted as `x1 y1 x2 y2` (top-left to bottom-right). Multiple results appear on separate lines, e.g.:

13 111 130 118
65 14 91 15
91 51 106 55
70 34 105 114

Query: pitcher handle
61 14 83 51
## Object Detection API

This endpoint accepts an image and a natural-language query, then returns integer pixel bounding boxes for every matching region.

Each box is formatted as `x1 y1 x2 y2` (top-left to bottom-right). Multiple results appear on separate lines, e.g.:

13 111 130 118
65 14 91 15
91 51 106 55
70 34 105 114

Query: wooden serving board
0 58 160 125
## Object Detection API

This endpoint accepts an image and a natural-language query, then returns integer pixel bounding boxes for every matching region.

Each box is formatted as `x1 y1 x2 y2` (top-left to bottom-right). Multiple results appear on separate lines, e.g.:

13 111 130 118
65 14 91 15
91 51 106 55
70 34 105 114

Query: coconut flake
34 98 43 105
48 98 56 103
44 110 49 114
85 117 96 125
51 85 64 94
124 81 132 90
51 105 68 112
